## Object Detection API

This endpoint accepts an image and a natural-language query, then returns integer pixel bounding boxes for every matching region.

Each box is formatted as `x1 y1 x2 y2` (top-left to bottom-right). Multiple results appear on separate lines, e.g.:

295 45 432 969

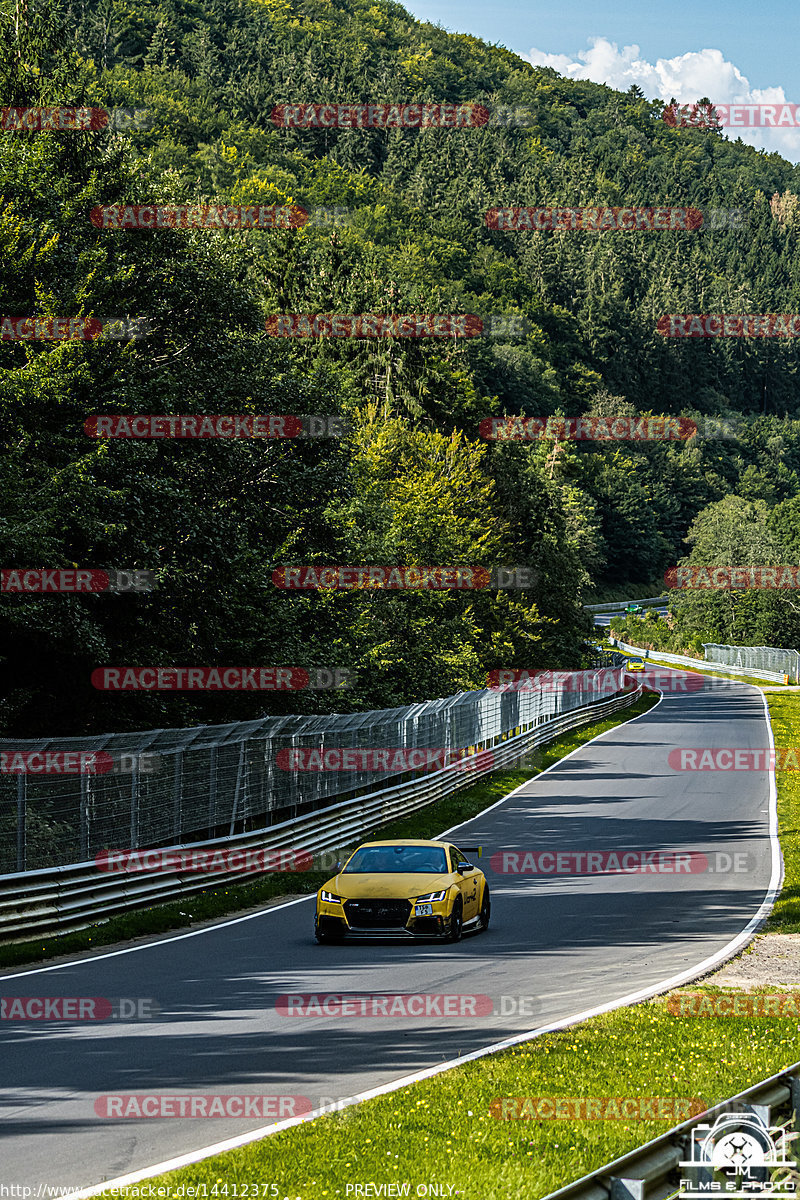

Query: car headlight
320 890 343 903
414 890 447 903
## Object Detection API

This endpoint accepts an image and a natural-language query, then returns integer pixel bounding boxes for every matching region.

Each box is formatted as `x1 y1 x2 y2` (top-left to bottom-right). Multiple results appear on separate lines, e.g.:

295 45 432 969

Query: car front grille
343 899 412 929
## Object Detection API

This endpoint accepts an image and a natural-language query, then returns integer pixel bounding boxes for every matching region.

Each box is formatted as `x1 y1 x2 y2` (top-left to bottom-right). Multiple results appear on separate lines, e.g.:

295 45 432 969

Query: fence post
130 760 139 848
80 773 90 860
172 751 183 842
229 742 246 836
16 774 26 872
208 745 218 833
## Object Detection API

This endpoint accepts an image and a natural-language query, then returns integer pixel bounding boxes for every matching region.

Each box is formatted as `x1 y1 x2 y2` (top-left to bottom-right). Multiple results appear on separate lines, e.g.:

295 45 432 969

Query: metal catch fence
704 643 800 683
1 670 626 874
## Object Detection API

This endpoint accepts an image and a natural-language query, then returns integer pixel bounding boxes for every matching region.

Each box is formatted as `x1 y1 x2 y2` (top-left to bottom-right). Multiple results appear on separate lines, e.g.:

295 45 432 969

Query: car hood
323 872 453 900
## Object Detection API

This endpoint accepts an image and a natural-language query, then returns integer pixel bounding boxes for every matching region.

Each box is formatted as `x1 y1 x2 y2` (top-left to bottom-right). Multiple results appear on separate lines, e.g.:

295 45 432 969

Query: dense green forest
2 0 800 736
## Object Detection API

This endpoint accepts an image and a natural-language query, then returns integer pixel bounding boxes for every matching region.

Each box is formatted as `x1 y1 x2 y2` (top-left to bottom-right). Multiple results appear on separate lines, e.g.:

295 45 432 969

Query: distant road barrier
610 638 787 683
583 597 668 613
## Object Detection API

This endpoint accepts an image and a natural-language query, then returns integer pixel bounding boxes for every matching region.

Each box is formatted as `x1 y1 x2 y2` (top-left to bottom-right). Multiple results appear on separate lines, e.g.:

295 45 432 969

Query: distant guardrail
583 597 668 613
0 678 640 940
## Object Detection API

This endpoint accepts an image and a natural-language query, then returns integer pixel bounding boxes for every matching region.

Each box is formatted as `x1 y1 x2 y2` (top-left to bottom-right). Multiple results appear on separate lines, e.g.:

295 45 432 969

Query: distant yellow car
627 657 646 671
315 838 489 943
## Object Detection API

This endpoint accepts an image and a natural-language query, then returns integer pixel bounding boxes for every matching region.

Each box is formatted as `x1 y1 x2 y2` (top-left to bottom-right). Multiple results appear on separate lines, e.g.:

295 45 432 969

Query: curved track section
0 678 779 1193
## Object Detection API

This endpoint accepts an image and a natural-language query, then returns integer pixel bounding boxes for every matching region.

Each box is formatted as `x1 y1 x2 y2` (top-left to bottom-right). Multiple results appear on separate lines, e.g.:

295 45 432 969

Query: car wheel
446 897 463 943
478 885 491 931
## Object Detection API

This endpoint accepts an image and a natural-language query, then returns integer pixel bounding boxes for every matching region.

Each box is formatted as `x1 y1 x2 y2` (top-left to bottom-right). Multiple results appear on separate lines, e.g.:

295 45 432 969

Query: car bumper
315 913 448 939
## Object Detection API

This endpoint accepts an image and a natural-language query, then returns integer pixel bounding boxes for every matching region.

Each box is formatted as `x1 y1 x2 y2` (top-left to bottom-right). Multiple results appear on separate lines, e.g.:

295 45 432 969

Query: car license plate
415 903 433 916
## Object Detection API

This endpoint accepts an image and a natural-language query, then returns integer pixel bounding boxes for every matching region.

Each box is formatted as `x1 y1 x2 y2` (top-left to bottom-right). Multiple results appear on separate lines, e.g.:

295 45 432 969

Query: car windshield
343 845 448 874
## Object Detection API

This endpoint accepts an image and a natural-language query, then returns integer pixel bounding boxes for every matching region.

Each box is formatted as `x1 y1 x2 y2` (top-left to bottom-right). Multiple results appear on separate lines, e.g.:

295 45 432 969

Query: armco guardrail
610 639 787 683
542 1060 800 1199
0 676 641 940
584 597 668 613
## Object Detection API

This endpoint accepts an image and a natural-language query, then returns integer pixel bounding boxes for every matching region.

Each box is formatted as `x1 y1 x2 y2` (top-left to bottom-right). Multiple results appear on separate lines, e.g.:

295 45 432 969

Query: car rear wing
457 845 482 857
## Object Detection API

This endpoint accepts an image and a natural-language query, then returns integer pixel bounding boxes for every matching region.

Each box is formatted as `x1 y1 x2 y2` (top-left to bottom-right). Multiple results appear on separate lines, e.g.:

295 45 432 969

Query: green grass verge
101 991 800 1200
0 692 657 972
765 693 800 933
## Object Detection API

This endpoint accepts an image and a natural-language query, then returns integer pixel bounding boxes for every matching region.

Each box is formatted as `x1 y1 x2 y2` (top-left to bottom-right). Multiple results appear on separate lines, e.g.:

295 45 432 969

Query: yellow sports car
315 838 490 943
627 657 646 671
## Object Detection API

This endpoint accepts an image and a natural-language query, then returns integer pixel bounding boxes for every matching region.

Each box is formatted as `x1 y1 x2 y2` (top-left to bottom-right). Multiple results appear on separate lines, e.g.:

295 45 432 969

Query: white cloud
525 37 800 158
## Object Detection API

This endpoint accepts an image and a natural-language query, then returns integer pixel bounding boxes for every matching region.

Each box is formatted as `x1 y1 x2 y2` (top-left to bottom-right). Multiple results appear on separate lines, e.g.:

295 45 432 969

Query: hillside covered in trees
2 0 800 735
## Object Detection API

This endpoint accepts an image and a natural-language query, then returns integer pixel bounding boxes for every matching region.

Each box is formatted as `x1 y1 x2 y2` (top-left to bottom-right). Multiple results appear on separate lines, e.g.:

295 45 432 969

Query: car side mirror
459 863 473 873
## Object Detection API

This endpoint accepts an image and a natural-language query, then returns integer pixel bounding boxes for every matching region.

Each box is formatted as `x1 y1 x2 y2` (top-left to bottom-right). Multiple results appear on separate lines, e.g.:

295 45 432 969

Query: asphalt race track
0 677 779 1193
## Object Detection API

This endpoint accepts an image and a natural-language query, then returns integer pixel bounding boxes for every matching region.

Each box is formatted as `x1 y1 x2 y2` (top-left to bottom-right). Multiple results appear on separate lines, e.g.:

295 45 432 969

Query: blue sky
404 0 800 158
